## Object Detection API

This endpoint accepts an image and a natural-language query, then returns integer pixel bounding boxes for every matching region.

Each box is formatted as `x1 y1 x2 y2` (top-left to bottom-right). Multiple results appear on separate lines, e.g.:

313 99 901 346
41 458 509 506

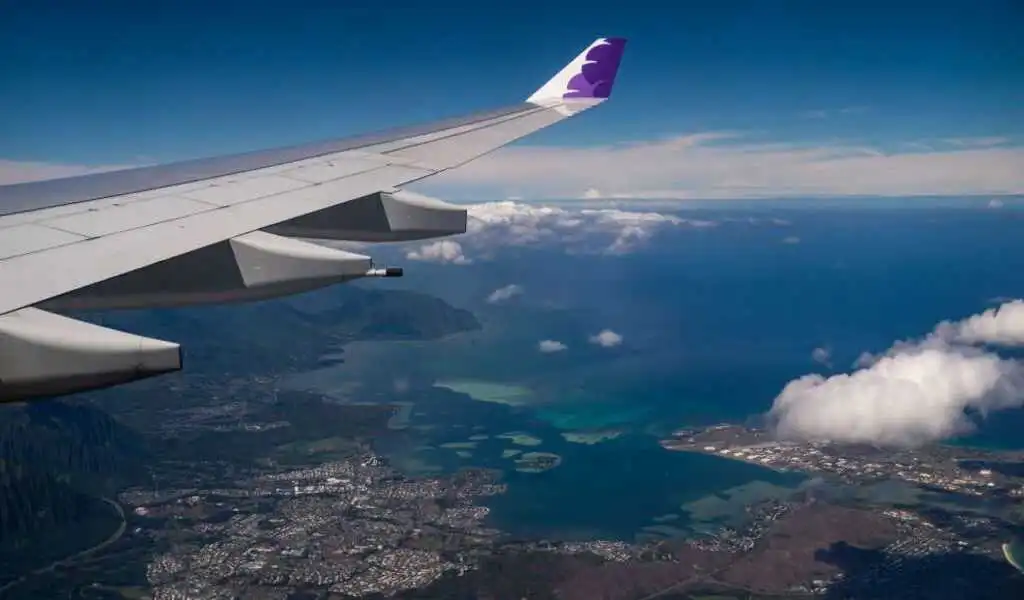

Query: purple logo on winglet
563 37 627 99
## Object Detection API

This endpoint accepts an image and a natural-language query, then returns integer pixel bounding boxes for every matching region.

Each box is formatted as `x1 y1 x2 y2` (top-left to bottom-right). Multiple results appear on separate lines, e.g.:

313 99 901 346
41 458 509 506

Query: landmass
5 280 1024 600
513 452 563 473
624 423 1024 598
6 407 1024 600
660 423 1024 498
138 453 508 598
562 429 624 445
0 285 484 597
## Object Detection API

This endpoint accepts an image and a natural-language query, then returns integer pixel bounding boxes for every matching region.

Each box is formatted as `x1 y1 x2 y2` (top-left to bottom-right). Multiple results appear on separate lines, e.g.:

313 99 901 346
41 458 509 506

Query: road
0 498 126 598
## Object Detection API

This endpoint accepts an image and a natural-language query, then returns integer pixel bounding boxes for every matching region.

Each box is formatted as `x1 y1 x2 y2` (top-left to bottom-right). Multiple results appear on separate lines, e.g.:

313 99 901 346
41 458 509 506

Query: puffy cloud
988 198 1005 209
486 284 523 304
422 132 1024 200
399 198 764 263
782 236 801 244
462 201 710 256
386 201 708 264
405 240 470 264
767 300 1024 448
770 343 1023 447
538 340 568 353
589 329 623 348
932 300 1024 347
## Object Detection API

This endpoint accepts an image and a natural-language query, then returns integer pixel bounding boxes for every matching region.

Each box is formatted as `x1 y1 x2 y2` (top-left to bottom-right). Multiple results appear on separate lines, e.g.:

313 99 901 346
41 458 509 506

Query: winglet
527 37 628 105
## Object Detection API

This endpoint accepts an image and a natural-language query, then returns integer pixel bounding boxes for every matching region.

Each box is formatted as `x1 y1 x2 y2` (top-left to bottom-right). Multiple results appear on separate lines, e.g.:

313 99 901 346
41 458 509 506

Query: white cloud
487 284 523 304
422 132 1024 200
461 201 710 257
932 300 1024 347
589 329 623 348
538 340 567 353
332 199 732 264
782 235 801 244
770 343 1023 447
988 198 1004 209
768 299 1024 448
8 128 1022 201
405 240 470 264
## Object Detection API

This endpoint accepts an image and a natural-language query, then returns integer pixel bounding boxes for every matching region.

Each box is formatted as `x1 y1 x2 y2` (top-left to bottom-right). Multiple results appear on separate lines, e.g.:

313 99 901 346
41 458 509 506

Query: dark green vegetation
0 284 480 592
0 402 144 533
86 283 480 377
158 393 396 465
0 402 143 587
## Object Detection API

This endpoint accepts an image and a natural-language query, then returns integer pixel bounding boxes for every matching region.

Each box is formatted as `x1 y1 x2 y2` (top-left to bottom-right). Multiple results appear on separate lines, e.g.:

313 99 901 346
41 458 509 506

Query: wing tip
526 37 628 105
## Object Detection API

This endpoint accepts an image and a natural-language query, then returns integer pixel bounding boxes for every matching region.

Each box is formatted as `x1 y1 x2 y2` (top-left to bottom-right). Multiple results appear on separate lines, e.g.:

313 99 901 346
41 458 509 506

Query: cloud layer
5 132 1021 201
404 200 720 263
768 300 1024 447
424 133 1024 200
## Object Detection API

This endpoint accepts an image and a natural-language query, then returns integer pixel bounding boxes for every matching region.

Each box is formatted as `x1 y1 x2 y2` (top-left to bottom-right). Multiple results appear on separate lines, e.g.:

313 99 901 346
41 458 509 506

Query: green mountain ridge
78 284 480 376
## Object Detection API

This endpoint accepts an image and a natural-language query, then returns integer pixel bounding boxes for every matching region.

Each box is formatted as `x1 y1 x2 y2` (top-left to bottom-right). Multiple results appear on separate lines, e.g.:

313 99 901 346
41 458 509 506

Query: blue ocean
290 198 1024 540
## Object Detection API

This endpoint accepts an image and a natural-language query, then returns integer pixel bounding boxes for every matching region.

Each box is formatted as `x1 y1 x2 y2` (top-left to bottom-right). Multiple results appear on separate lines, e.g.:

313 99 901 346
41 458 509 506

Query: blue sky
1 0 1021 198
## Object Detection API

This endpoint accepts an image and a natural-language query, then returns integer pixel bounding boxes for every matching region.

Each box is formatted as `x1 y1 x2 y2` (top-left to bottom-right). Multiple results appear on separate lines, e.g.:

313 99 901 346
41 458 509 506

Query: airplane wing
0 37 627 402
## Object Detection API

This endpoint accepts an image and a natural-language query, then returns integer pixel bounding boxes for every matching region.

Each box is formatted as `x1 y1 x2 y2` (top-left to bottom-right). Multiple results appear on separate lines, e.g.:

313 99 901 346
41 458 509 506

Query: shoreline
659 440 794 475
659 423 1024 500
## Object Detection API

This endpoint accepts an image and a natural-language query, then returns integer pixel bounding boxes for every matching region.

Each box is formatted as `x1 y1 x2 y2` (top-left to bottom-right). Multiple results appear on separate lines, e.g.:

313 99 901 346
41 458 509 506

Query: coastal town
9 412 1022 600
126 428 1024 600
661 424 1024 499
127 452 644 599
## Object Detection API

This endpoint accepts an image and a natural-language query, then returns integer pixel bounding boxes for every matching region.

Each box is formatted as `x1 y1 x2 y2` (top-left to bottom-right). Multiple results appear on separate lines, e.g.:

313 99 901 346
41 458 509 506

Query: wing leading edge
0 37 628 402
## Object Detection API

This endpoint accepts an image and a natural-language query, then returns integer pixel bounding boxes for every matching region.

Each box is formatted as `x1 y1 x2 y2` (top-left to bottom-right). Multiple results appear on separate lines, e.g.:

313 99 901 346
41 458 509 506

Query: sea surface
287 201 1024 541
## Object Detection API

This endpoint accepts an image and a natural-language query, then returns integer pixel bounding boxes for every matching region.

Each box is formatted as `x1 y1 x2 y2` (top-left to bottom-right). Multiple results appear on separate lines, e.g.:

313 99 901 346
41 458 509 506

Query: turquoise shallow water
287 348 808 541
288 206 1024 540
359 381 805 542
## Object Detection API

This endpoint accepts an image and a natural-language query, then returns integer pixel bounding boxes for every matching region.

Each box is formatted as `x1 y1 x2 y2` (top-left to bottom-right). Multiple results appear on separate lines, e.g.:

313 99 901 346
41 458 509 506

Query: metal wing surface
0 37 627 401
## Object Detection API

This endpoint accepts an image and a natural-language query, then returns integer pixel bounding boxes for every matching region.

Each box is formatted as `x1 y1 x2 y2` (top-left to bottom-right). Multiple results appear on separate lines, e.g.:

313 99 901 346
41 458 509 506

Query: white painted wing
0 37 627 401
0 103 575 314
